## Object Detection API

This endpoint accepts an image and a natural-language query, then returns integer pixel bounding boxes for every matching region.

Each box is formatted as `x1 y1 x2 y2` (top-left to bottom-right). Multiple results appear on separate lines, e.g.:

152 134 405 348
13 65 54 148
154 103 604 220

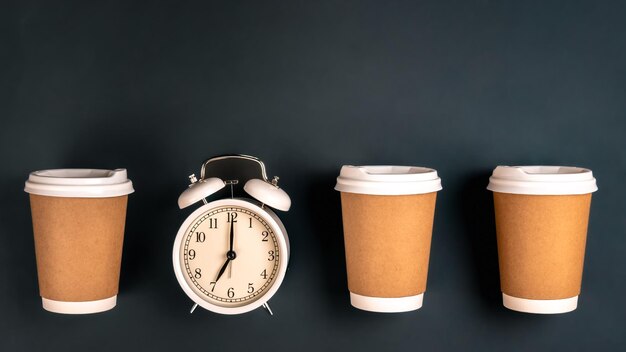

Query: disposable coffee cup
487 166 597 314
24 169 134 314
335 165 442 313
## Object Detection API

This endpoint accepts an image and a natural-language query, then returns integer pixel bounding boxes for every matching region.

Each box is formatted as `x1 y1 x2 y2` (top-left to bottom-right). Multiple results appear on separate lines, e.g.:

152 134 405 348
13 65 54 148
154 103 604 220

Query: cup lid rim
335 165 442 195
25 168 135 198
487 165 598 195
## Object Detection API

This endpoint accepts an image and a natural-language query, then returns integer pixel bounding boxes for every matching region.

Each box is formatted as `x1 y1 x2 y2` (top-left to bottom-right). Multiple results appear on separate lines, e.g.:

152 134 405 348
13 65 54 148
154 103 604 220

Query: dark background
1 1 625 351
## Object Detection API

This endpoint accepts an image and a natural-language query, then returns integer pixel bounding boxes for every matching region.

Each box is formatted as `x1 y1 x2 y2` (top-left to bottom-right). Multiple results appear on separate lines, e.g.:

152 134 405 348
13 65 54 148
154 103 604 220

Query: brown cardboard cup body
494 192 592 300
340 192 437 299
29 194 128 304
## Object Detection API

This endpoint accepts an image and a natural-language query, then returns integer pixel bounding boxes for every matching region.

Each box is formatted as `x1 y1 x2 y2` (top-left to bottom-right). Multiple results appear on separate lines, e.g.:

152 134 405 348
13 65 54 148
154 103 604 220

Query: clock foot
190 303 198 314
262 302 273 316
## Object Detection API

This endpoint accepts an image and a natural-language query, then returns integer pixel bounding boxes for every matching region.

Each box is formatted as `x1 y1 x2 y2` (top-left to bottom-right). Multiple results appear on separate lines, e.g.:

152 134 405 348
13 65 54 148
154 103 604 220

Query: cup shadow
0 176 41 316
459 171 572 324
62 117 186 317
458 171 503 313
304 173 352 316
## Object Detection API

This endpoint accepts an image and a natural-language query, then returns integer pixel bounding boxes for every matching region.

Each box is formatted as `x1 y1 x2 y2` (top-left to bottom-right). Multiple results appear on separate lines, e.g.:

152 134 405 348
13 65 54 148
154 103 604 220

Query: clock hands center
214 255 234 283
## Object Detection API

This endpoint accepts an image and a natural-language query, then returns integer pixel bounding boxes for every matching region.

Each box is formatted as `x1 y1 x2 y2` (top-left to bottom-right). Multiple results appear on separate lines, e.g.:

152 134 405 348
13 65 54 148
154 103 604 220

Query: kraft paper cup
335 165 442 313
487 166 597 314
24 169 134 314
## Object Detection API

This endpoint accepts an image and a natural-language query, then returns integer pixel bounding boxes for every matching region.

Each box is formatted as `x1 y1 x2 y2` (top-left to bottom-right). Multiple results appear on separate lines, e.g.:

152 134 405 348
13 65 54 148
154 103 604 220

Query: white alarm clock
172 155 291 315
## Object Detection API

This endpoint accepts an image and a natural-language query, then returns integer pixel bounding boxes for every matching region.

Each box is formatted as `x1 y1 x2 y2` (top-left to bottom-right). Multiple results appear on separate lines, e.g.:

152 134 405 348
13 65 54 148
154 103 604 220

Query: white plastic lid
487 166 598 195
243 179 291 211
24 169 134 198
335 165 442 195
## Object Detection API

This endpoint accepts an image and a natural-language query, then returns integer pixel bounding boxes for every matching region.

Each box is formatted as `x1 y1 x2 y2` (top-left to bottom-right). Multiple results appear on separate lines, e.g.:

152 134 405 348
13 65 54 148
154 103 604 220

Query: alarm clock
172 155 291 315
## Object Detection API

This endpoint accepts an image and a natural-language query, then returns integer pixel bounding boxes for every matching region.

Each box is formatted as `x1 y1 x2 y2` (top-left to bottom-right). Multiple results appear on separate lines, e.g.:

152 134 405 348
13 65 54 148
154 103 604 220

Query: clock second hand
215 257 231 283
215 217 236 283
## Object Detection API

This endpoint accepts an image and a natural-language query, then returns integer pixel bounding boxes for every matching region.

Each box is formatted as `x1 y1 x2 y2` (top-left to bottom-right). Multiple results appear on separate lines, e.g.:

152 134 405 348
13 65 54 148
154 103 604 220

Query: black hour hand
215 258 231 283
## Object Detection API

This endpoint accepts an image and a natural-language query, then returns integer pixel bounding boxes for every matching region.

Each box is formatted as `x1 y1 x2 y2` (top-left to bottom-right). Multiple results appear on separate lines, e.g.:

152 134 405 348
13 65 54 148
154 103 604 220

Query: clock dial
180 206 280 307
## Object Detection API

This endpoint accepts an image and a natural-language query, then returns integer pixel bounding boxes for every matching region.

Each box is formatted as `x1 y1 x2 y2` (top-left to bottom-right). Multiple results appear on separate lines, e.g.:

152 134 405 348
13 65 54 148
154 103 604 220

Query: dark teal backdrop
1 1 625 351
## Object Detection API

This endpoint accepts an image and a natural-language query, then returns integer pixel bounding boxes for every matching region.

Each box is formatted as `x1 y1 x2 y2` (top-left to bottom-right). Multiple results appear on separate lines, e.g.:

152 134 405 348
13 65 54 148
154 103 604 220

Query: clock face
179 205 280 308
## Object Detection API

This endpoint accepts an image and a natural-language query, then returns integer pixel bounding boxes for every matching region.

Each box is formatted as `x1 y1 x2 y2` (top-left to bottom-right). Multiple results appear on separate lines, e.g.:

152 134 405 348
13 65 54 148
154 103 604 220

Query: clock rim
172 198 290 315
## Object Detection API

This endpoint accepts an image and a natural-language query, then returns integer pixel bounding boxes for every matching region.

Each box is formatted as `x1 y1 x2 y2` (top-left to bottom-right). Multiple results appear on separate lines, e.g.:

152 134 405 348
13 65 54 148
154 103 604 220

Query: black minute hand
229 214 234 252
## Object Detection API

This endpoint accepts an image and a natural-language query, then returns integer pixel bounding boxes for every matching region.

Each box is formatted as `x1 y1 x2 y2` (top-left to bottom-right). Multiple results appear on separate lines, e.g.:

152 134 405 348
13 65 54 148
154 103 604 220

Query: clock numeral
268 250 275 261
188 249 196 260
194 268 202 279
227 287 235 298
195 232 206 243
249 217 252 228
261 269 267 279
227 212 238 223
208 218 217 229
261 231 269 242
209 281 216 292
248 283 255 293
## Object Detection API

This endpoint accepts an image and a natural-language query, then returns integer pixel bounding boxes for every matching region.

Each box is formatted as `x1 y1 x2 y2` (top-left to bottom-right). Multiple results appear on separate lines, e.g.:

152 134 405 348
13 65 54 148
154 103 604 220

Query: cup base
502 293 578 314
349 292 423 313
42 296 117 314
